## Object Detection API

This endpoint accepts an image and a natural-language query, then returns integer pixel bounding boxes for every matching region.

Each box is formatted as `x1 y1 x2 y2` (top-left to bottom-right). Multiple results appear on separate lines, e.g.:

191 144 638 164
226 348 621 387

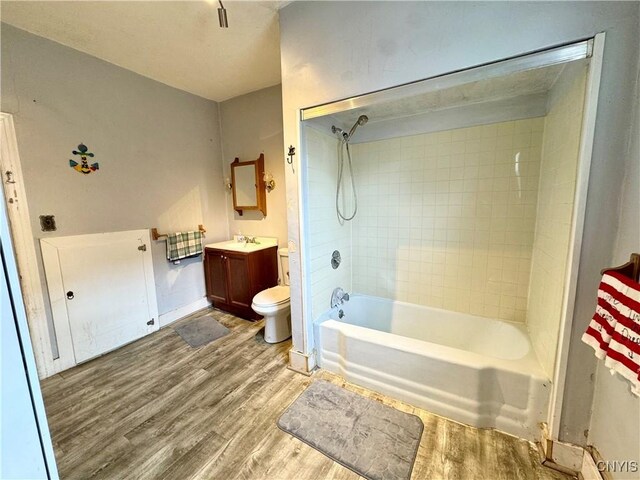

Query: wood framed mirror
231 154 266 216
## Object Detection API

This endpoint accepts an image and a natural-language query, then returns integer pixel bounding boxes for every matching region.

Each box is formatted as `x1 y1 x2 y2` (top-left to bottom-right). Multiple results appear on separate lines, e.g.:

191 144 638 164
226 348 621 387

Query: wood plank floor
41 308 572 480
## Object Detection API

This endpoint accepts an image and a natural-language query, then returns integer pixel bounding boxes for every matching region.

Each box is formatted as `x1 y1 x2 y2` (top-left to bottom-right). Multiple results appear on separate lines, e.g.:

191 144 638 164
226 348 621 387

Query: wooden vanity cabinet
204 246 278 320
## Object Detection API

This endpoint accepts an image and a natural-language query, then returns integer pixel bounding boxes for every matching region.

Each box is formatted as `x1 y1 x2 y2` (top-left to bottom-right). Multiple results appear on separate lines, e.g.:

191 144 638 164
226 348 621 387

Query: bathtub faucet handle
330 287 350 309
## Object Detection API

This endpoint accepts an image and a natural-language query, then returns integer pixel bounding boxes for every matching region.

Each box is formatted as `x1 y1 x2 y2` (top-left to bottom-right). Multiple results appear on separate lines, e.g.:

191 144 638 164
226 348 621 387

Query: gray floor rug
174 315 230 348
277 380 424 480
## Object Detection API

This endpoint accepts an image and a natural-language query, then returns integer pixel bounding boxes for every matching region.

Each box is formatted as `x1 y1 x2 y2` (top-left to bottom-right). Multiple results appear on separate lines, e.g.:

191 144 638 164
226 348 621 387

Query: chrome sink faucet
237 235 258 244
331 287 350 309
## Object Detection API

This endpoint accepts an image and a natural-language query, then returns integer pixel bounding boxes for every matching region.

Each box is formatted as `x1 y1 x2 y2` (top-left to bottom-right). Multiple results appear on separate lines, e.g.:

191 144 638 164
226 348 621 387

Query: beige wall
1 25 287 369
588 49 640 476
280 2 639 444
527 63 588 378
220 85 287 247
351 119 543 323
1 25 227 358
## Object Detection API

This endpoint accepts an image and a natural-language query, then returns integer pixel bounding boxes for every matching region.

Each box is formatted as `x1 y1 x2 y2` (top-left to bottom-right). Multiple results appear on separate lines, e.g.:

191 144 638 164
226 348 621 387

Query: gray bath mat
174 315 230 348
277 380 423 480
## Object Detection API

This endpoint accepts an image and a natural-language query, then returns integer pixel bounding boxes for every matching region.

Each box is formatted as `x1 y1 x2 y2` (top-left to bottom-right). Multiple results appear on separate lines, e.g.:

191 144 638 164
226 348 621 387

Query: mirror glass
230 154 267 216
234 165 257 206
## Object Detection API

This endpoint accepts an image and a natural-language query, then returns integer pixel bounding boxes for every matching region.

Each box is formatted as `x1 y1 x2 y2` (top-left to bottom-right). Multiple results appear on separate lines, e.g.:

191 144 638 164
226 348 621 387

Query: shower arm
347 121 360 139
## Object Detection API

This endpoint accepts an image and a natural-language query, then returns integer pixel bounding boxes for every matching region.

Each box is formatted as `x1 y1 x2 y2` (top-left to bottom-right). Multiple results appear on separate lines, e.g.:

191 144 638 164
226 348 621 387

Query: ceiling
0 1 283 102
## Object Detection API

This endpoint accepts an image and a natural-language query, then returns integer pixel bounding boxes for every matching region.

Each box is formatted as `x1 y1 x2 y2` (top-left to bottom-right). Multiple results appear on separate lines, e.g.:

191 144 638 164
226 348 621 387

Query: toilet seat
252 285 290 308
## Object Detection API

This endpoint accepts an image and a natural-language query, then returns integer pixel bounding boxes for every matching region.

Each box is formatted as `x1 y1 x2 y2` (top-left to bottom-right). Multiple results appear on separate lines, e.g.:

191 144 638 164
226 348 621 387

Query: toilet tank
278 248 290 286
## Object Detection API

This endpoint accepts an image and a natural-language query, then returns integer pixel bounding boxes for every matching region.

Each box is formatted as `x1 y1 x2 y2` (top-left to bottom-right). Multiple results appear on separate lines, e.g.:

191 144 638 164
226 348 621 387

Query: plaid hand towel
166 231 204 262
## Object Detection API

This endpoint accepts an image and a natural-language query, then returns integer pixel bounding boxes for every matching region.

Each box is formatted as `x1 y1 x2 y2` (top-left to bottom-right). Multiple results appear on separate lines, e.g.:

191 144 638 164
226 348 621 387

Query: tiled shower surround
305 126 352 320
527 65 586 376
351 118 544 323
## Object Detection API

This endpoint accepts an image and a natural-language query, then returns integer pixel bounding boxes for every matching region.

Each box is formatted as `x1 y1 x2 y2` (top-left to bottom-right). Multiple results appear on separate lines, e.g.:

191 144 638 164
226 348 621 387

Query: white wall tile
527 67 587 378
305 126 352 320
350 118 543 322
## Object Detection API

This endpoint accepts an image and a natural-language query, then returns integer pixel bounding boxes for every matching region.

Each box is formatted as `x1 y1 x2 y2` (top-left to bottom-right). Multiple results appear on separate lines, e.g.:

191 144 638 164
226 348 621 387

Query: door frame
1 178 59 479
0 112 55 378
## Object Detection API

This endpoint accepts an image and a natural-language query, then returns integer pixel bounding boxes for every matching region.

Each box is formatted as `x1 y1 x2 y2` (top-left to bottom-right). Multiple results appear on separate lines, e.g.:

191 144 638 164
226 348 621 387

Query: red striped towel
582 271 640 396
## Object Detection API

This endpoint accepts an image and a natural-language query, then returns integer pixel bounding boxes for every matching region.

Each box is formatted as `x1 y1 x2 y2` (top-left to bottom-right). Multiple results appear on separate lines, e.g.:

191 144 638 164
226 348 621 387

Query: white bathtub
316 294 549 440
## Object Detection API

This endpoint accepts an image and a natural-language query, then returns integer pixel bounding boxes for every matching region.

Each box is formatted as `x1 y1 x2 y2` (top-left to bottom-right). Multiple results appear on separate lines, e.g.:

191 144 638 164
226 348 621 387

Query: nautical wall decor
69 143 99 174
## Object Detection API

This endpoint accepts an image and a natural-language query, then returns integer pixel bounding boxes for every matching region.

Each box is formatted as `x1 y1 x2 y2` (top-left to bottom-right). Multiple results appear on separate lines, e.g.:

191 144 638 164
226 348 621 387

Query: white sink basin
205 238 277 253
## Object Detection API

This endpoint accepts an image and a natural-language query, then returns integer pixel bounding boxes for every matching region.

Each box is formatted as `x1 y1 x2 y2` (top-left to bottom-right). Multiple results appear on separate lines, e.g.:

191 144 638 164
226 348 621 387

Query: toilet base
264 312 292 343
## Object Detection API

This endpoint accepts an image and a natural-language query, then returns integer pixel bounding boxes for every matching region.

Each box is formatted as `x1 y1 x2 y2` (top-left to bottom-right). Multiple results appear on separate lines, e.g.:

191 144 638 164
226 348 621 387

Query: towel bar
151 224 206 241
601 253 640 282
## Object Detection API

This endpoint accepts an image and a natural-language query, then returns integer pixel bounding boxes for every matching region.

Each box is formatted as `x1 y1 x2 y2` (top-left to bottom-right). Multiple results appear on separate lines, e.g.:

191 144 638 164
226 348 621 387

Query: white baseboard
51 355 77 376
159 297 211 327
581 448 604 480
551 439 584 472
288 348 317 375
539 424 605 480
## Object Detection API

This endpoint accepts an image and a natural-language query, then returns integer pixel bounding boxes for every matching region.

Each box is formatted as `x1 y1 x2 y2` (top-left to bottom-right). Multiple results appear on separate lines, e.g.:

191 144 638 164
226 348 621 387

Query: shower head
347 115 369 140
331 115 369 142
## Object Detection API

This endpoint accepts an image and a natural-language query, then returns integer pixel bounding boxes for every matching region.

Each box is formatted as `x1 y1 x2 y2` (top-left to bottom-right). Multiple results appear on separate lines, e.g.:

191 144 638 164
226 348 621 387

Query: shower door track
301 38 593 121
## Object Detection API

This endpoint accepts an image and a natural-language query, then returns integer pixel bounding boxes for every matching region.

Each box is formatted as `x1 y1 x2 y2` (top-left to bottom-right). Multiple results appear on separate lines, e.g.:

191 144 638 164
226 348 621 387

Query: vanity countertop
204 236 277 253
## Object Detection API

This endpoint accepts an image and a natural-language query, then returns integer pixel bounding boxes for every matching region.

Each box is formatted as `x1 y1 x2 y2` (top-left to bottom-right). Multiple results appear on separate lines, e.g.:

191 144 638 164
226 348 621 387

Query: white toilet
251 248 291 343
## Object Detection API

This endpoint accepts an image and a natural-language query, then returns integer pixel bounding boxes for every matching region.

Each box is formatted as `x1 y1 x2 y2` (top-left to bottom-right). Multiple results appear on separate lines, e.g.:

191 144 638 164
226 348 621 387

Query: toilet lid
253 285 290 307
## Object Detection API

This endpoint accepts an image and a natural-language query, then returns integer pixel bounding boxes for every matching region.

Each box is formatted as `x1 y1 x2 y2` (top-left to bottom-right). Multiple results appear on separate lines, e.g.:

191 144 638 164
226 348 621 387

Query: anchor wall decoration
69 143 99 174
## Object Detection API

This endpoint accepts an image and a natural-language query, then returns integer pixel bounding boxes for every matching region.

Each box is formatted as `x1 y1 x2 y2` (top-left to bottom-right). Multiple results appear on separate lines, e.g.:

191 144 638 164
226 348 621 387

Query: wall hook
287 145 296 174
